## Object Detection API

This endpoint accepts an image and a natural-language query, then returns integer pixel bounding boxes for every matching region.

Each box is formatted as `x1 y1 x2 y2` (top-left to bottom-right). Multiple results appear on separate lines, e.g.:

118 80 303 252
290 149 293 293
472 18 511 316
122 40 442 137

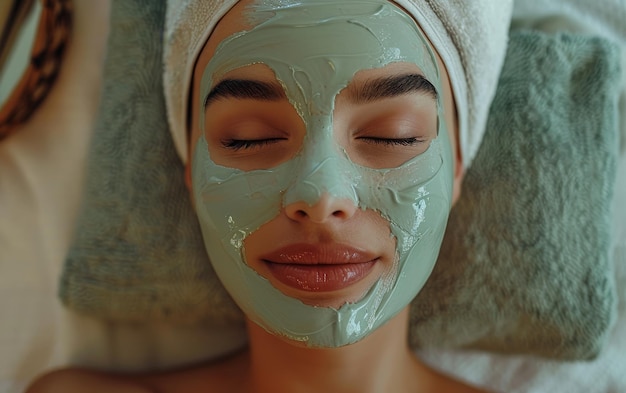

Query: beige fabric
0 1 110 391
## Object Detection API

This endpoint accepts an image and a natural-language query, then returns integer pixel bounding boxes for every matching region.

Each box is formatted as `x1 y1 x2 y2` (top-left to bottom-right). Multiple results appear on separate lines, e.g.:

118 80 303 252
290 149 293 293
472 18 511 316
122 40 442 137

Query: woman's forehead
198 0 440 112
195 0 436 76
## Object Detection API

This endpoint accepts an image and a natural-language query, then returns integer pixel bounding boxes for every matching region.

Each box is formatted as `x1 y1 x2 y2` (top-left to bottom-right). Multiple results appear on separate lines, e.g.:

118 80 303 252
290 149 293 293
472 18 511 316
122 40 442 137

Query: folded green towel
60 0 622 360
410 32 621 358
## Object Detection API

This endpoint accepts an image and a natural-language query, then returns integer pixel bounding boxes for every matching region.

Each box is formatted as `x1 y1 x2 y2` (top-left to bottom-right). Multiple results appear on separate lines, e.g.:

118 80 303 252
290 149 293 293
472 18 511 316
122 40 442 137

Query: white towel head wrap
163 0 513 168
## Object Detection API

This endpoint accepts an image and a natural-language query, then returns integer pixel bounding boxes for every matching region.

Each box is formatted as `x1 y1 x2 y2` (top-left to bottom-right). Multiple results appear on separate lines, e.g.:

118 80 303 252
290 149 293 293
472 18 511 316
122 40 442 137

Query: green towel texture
60 1 622 359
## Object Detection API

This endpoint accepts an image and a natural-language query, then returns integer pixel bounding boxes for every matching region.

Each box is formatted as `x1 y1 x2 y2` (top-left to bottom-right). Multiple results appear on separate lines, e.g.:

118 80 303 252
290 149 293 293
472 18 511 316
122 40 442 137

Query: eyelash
359 137 426 146
223 137 426 151
221 138 284 151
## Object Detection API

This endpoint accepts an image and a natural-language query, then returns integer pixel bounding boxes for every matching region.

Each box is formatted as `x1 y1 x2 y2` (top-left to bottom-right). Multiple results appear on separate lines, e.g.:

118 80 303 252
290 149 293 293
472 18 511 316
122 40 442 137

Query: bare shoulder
25 368 153 393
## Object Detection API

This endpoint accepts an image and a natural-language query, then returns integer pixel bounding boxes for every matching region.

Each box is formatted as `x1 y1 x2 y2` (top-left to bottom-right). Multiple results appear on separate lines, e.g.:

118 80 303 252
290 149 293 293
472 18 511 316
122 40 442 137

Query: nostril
332 210 346 218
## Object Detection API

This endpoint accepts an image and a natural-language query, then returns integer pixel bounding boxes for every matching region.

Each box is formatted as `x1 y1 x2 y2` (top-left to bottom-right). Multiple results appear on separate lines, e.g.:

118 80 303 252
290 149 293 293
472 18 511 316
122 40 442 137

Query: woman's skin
26 1 490 392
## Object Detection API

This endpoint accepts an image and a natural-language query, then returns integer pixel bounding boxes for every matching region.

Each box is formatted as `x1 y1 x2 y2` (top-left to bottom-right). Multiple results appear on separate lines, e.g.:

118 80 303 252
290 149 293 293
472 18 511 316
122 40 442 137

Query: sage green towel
410 32 621 358
60 0 621 360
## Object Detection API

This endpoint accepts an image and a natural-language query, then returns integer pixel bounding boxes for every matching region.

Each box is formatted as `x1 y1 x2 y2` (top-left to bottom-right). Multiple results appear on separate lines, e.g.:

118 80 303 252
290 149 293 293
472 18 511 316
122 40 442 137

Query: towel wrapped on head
163 0 513 168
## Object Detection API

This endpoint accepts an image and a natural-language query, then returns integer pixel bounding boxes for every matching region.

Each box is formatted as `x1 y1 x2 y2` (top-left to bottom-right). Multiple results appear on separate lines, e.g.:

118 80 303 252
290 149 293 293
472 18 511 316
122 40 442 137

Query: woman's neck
244 307 427 393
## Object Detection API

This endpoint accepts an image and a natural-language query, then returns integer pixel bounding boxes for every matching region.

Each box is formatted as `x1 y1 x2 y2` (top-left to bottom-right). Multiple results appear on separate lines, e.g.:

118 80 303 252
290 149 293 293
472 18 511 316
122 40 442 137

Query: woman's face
188 0 461 347
218 62 437 310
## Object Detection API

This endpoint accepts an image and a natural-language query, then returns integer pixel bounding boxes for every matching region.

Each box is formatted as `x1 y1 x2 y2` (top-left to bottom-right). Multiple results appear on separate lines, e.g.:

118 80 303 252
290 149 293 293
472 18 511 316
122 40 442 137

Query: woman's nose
285 193 357 224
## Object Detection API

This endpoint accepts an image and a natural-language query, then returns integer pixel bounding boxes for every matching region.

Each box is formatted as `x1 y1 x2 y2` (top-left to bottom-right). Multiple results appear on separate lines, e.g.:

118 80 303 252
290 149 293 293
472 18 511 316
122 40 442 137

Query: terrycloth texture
513 0 626 44
59 0 242 326
162 0 513 168
409 31 621 359
60 0 621 360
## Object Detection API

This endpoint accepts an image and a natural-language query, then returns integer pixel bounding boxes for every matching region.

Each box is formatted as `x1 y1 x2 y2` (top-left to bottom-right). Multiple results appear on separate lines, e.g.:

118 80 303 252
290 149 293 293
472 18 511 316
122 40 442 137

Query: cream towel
163 0 513 168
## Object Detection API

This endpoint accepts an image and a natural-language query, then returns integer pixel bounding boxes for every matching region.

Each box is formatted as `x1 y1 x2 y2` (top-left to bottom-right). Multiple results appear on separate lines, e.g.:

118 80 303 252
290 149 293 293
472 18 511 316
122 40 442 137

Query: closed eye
221 138 287 151
357 137 426 146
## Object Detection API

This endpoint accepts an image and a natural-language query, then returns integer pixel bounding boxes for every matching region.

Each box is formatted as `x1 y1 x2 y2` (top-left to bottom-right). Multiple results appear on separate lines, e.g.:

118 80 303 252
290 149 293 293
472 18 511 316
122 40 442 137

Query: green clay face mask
192 0 454 347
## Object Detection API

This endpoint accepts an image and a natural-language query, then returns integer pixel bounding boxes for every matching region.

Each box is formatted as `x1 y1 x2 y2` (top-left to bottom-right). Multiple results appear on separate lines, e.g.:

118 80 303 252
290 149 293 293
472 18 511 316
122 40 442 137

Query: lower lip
265 261 377 292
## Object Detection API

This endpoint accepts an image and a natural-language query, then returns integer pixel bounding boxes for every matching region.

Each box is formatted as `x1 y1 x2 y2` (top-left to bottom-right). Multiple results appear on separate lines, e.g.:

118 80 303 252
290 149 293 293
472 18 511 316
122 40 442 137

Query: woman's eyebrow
346 74 438 104
204 79 286 107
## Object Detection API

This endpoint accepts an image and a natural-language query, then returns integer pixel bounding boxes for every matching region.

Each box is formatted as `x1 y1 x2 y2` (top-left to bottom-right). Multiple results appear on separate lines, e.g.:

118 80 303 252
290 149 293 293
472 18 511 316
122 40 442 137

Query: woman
27 0 508 391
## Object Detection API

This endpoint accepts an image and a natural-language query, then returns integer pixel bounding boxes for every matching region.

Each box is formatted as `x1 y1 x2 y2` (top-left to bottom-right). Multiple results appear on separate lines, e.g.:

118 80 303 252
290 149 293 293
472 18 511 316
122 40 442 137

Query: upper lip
260 243 378 265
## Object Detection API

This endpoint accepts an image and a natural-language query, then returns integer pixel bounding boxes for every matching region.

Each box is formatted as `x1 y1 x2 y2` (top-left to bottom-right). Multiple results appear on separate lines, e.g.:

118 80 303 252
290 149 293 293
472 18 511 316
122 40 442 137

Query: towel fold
60 0 621 360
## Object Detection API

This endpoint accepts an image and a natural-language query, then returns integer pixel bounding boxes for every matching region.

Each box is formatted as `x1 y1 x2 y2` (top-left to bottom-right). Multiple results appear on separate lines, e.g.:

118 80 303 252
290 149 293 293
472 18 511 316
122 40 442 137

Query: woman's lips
260 244 378 292
265 261 377 292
